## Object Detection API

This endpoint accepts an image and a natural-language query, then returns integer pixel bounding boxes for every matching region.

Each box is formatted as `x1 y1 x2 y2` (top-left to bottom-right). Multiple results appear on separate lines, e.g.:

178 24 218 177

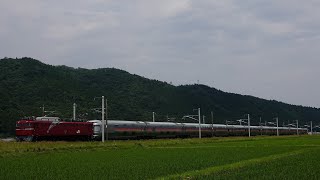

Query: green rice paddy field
1 136 320 179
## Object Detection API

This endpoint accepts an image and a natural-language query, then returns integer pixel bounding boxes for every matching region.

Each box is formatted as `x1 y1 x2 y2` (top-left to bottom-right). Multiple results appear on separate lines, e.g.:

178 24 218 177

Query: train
16 117 93 141
16 116 308 141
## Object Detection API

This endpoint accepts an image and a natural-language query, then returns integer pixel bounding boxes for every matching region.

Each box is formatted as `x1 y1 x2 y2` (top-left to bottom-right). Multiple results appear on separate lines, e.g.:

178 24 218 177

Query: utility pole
248 114 251 137
198 108 201 139
101 96 105 142
73 103 76 121
153 112 155 122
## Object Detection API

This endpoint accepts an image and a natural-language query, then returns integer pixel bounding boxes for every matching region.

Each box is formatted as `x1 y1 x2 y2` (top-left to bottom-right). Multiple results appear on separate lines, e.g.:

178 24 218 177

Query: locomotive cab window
16 123 33 127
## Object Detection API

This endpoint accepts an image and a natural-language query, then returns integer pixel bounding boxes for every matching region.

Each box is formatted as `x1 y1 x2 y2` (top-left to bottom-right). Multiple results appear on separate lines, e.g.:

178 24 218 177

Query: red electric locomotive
16 117 93 141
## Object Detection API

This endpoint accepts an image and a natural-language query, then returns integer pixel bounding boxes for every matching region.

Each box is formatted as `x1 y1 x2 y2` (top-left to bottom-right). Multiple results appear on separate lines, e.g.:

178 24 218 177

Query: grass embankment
1 136 319 179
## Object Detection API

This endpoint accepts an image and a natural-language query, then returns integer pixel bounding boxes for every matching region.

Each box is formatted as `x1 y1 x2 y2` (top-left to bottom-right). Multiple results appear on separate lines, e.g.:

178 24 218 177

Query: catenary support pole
248 114 251 137
211 111 213 125
73 103 76 122
102 96 105 142
198 108 201 139
41 105 45 116
296 120 299 135
276 117 279 136
211 111 214 137
105 98 108 141
260 117 262 136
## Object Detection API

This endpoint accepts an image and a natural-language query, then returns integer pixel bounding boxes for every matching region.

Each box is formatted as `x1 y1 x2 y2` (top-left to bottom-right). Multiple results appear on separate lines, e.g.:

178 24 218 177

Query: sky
1 0 320 108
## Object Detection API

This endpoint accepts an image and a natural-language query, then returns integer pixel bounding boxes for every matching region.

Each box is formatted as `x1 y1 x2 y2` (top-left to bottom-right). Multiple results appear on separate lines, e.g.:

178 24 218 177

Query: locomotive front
16 119 35 141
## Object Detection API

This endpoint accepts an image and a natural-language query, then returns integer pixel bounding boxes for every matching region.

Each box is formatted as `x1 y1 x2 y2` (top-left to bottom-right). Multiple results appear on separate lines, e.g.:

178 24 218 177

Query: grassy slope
0 136 320 179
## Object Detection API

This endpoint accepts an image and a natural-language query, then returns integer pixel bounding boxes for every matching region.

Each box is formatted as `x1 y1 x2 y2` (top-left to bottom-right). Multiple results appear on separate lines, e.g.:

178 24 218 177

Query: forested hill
1 57 319 136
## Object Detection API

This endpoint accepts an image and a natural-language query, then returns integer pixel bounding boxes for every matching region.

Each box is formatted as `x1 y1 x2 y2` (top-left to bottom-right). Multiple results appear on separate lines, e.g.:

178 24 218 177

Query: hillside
0 57 319 136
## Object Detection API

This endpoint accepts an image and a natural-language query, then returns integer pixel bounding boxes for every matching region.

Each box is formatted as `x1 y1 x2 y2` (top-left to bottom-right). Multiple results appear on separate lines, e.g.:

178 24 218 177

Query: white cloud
133 0 191 18
1 0 320 107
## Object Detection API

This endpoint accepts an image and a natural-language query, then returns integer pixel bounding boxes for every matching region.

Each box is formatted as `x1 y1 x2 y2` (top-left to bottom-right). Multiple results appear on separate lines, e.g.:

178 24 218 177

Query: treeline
0 57 319 136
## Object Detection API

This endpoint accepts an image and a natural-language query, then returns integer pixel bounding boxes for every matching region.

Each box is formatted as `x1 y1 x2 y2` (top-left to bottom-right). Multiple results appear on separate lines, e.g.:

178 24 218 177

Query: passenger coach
89 120 308 140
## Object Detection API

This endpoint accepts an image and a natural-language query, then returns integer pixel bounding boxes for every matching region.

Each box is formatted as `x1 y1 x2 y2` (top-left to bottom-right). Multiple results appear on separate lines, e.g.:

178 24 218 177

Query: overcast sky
1 0 320 107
